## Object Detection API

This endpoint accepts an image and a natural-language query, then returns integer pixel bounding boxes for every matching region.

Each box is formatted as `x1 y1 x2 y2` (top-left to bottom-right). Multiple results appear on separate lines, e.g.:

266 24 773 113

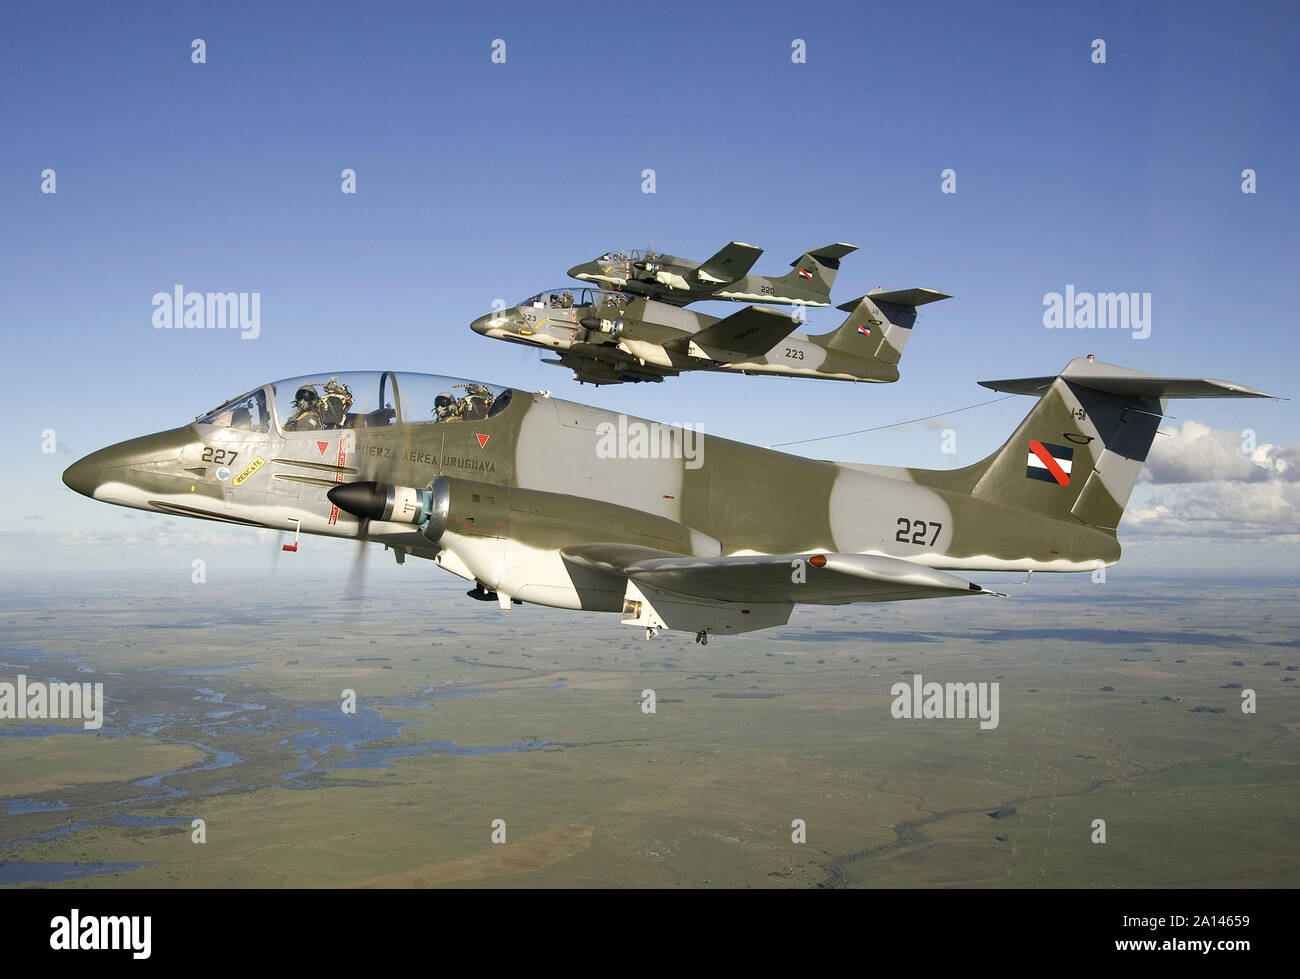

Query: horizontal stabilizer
685 305 800 361
980 357 1278 399
838 287 951 312
800 242 858 269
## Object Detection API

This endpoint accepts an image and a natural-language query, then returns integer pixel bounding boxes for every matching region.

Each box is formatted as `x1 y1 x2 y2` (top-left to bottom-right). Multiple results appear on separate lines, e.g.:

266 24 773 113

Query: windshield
516 288 631 310
599 249 661 262
196 388 271 433
266 371 516 433
271 372 395 433
388 375 513 424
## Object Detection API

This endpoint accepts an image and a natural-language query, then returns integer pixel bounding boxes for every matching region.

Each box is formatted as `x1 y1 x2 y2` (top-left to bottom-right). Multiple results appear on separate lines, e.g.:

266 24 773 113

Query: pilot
284 386 323 431
434 392 458 421
456 383 494 421
559 290 574 309
318 376 354 429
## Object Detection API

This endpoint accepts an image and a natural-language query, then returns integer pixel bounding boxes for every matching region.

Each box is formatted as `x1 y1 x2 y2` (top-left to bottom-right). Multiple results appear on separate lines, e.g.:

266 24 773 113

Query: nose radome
62 455 100 498
471 310 516 336
61 428 195 501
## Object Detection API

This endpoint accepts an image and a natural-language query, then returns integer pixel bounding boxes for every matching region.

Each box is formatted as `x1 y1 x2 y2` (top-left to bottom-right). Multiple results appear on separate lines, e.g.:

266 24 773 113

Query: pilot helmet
294 386 319 407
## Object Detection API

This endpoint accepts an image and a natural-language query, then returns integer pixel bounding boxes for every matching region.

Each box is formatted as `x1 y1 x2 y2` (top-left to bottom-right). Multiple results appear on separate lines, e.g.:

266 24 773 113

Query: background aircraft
62 357 1274 644
567 242 857 307
470 285 950 385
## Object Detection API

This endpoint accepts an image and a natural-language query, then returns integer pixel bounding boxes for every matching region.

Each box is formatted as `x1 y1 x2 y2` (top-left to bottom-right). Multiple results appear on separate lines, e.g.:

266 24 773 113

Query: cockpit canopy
515 287 633 311
598 249 662 263
196 371 515 435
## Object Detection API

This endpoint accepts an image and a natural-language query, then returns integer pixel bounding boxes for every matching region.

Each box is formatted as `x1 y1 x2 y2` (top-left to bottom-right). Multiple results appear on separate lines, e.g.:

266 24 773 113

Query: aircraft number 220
896 517 941 546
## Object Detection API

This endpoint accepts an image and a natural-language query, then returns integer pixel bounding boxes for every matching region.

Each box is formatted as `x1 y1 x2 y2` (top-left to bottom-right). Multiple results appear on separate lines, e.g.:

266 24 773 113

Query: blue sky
2 0 1297 571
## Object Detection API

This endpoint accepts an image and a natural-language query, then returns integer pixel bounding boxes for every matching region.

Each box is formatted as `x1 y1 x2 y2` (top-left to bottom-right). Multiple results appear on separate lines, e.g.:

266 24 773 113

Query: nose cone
62 455 100 498
61 428 194 502
471 309 521 338
327 481 390 521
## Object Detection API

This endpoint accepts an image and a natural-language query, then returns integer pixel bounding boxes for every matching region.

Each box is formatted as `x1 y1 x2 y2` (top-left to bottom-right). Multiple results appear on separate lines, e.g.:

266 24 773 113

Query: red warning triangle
317 441 328 455
475 433 490 449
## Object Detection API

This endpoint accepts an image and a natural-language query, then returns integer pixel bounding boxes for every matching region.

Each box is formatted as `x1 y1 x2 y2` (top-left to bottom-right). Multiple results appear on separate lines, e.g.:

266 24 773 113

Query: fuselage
63 369 1117 616
470 291 887 383
567 253 831 307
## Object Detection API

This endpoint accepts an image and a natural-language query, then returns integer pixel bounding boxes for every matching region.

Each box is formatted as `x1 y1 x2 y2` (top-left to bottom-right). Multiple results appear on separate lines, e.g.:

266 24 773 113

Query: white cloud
1125 481 1300 539
1141 420 1298 484
1124 422 1300 539
0 526 365 572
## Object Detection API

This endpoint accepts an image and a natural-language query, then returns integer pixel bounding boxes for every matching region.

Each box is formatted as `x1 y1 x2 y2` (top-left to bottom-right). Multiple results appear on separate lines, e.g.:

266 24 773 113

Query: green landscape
2 568 1296 888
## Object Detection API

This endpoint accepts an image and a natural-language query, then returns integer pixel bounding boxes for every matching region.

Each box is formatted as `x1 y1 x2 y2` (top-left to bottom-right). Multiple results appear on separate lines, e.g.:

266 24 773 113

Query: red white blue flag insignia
1025 439 1073 486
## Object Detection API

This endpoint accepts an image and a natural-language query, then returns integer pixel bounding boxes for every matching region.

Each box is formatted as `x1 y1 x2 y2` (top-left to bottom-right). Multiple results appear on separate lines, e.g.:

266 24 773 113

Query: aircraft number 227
201 447 239 465
896 517 941 546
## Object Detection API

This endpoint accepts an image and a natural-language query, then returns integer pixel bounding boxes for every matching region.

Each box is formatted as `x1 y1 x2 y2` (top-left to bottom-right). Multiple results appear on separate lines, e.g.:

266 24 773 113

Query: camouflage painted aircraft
567 242 857 307
470 285 950 385
63 357 1274 643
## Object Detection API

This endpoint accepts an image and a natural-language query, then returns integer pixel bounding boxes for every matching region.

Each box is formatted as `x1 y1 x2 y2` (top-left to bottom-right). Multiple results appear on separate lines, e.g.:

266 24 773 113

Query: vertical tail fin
819 287 951 371
773 243 858 303
969 358 1277 530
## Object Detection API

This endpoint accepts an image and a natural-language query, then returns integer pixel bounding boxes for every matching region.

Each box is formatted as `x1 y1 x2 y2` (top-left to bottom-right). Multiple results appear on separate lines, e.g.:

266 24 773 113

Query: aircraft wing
562 545 999 606
697 241 763 283
681 305 800 361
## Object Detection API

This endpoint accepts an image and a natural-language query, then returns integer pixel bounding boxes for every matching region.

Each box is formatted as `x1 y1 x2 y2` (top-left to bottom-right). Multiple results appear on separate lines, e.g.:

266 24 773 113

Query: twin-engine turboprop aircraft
63 358 1274 643
567 242 857 307
470 285 950 385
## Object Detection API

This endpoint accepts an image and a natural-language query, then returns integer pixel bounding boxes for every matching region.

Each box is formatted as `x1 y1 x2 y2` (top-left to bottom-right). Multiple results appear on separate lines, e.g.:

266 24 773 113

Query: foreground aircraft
567 242 857 307
470 285 949 385
63 358 1274 642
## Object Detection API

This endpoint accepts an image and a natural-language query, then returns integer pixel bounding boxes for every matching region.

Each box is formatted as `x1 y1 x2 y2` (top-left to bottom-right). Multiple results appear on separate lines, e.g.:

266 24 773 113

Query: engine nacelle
421 476 508 545
424 476 717 556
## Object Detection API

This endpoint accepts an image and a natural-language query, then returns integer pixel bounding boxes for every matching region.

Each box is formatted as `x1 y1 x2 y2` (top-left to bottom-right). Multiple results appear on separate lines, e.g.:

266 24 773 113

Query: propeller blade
345 517 370 601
